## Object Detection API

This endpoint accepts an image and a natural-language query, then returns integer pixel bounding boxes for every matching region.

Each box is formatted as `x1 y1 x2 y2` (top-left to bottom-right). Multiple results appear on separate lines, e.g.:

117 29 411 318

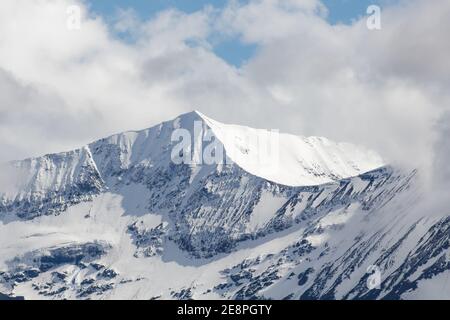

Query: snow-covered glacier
0 111 448 300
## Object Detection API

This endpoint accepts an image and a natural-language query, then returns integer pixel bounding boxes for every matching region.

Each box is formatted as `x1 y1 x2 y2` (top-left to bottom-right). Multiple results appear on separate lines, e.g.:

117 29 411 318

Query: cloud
218 0 328 43
0 0 190 160
0 0 448 188
215 0 450 172
433 111 450 186
0 68 76 162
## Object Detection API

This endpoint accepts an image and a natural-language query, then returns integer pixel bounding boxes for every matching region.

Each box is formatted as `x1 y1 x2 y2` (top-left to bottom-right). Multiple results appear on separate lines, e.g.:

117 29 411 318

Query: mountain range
0 111 448 300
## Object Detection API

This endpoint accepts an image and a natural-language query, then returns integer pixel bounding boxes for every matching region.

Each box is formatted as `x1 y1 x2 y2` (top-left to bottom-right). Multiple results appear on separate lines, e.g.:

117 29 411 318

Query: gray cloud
433 111 450 186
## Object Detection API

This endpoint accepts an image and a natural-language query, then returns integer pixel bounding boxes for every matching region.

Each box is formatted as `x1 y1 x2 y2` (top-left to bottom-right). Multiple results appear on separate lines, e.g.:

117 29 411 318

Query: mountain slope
0 111 384 257
0 111 448 300
198 111 383 186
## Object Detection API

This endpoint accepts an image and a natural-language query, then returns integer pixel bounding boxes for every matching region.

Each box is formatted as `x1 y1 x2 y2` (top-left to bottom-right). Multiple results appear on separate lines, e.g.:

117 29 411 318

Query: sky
86 0 254 66
0 0 449 186
85 0 397 66
85 0 396 25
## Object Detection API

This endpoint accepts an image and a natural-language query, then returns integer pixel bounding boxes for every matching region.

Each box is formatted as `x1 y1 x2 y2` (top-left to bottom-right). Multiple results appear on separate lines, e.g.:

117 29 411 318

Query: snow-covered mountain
0 111 448 300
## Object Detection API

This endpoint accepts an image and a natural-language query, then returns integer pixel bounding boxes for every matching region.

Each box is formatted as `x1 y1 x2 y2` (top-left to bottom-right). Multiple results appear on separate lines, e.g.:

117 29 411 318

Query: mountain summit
0 111 383 212
189 111 384 186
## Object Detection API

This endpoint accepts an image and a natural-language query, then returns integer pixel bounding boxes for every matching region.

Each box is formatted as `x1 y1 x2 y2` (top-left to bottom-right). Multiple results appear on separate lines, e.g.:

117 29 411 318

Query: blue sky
86 0 397 66
85 0 229 20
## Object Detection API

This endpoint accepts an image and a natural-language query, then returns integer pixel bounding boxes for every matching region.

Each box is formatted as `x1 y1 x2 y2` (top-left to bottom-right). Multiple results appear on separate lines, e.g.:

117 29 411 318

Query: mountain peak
162 111 385 186
1 111 384 190
173 109 209 122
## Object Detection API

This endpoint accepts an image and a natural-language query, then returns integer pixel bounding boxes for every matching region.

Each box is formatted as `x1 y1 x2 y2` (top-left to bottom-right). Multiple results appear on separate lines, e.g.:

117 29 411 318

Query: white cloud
218 0 328 43
219 0 450 172
0 0 448 187
0 0 190 160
